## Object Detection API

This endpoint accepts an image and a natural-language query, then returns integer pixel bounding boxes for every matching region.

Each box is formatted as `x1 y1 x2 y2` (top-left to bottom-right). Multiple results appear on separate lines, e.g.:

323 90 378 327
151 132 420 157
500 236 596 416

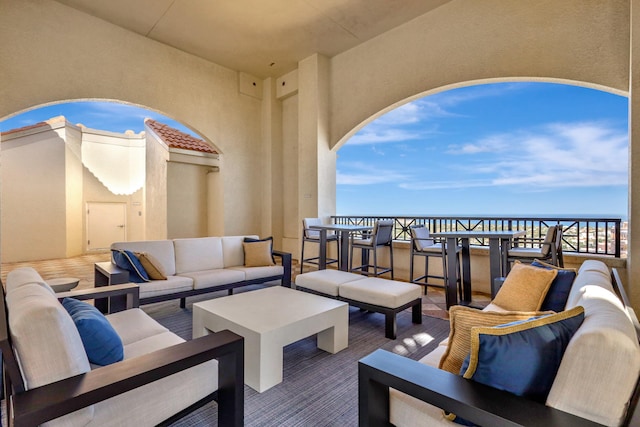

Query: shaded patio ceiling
54 0 451 78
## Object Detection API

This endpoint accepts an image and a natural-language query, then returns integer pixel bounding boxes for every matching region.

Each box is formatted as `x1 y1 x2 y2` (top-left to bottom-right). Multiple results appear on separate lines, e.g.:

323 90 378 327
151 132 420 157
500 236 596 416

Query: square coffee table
193 286 349 392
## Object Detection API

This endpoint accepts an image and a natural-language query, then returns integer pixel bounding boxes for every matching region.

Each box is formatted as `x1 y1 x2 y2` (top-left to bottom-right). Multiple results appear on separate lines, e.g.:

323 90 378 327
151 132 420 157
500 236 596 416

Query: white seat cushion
137 275 194 299
106 308 169 346
229 265 284 281
339 278 421 308
179 269 246 290
295 270 365 296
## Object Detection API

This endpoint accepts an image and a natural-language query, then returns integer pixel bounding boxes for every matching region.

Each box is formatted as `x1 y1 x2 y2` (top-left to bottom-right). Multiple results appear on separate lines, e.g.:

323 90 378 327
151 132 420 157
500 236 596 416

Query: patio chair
1 267 244 427
409 225 462 298
507 224 564 267
300 217 339 273
350 219 394 278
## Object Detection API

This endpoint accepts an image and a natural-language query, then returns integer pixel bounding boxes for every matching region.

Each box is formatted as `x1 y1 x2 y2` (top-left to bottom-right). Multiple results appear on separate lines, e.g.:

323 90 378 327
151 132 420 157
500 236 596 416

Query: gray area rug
141 286 450 427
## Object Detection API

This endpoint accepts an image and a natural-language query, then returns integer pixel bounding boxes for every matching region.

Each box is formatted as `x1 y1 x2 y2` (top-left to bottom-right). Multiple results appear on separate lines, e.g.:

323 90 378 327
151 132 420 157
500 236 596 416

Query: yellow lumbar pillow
492 262 557 311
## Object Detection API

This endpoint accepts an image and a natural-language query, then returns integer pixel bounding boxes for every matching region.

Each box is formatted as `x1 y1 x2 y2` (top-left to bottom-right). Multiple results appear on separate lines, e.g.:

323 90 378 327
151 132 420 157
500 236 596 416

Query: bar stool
300 218 339 273
350 219 394 278
409 226 462 298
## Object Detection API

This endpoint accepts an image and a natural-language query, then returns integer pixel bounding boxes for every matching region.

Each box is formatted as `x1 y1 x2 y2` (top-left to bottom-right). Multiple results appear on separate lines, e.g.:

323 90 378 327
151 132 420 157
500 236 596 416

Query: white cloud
347 128 425 145
337 162 411 185
438 121 628 189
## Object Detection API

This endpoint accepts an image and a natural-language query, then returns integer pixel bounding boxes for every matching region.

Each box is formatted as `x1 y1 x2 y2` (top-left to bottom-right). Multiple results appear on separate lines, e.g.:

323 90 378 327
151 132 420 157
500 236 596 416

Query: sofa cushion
222 235 258 268
6 266 55 294
439 306 550 375
179 269 246 290
6 283 94 425
136 252 167 280
295 270 364 296
565 260 613 309
492 262 556 311
230 265 284 281
461 306 584 402
174 237 224 273
62 298 124 366
243 239 276 267
112 249 150 283
137 276 194 300
339 277 422 308
106 308 170 346
546 284 640 426
112 240 177 276
531 260 577 312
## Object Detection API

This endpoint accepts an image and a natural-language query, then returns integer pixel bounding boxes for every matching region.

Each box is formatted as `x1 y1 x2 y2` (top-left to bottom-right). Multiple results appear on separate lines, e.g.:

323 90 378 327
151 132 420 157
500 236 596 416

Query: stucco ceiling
54 0 451 78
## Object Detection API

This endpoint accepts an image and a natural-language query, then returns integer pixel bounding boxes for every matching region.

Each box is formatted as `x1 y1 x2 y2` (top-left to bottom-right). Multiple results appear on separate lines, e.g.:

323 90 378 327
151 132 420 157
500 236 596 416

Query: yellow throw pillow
243 241 276 267
492 262 557 311
439 305 551 375
135 252 167 280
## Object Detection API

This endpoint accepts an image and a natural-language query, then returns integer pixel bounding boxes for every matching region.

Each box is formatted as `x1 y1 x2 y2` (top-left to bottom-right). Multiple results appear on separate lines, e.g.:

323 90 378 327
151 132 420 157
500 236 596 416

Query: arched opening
337 81 628 220
0 100 224 263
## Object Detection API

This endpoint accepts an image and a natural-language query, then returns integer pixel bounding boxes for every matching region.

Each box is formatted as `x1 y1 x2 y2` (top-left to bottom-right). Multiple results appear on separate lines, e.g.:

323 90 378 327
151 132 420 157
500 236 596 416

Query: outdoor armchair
507 224 564 267
1 267 244 426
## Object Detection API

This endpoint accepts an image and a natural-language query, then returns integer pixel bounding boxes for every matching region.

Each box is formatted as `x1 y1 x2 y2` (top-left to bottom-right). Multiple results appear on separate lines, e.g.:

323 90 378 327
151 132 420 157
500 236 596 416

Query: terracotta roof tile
145 119 217 154
1 120 50 136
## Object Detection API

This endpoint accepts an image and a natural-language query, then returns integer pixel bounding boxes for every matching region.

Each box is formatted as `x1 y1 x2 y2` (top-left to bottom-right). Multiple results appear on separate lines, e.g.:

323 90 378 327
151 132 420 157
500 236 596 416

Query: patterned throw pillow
111 249 149 283
439 306 551 375
492 262 557 311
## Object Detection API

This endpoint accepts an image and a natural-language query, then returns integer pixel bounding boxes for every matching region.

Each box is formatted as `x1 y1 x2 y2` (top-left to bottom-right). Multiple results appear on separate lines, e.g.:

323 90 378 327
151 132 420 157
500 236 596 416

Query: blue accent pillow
62 298 124 366
461 306 584 402
112 249 149 283
531 260 577 312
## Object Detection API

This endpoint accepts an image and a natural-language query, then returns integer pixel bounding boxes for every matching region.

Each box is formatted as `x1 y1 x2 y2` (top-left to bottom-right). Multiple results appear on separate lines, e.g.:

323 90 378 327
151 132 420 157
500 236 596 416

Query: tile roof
145 119 217 154
0 116 66 136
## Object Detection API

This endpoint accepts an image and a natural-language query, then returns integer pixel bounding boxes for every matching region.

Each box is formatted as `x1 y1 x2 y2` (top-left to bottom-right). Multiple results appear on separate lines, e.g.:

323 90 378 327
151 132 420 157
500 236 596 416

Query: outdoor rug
140 286 450 427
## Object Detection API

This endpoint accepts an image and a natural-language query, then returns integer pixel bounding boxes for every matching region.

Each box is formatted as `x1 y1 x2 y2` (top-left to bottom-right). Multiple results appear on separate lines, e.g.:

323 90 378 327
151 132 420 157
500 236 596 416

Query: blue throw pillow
62 298 124 366
111 249 149 283
460 306 584 402
531 260 577 312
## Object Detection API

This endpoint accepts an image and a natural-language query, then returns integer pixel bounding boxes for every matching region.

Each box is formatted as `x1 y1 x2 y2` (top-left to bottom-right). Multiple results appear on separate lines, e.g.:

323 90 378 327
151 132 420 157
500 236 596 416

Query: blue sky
337 82 629 218
0 82 629 219
0 101 197 138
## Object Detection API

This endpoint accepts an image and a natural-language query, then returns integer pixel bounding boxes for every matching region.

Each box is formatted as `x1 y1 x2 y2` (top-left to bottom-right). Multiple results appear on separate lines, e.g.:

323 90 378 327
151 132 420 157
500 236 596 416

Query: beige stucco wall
1 0 638 304
1 126 68 262
0 0 264 238
329 0 630 147
167 162 209 239
64 124 84 258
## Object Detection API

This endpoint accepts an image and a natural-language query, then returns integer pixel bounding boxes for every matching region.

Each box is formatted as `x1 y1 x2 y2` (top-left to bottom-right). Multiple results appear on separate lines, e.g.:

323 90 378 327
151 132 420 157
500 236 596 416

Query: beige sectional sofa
97 235 292 307
359 260 640 426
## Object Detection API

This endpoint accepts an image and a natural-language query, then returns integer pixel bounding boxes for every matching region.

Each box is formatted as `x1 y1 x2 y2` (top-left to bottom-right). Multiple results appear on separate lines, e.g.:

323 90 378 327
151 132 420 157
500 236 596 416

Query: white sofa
359 260 640 426
1 267 244 426
98 235 292 307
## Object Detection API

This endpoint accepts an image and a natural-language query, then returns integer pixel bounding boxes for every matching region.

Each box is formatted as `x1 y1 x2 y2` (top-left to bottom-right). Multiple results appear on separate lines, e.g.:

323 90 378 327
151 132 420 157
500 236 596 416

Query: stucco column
629 0 640 308
298 54 336 225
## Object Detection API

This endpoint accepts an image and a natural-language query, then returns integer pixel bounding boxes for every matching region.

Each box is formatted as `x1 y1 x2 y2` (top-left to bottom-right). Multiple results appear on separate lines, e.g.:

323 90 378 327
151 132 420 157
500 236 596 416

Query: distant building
1 116 220 262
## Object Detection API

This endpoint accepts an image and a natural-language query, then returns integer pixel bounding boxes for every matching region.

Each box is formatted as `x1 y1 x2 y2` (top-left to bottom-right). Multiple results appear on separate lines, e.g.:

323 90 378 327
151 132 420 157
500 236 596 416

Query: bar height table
309 224 373 271
431 230 526 309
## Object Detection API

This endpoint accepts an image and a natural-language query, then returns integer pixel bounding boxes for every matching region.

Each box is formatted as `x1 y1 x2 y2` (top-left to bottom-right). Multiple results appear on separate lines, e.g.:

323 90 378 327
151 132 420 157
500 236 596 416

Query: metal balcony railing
331 216 623 258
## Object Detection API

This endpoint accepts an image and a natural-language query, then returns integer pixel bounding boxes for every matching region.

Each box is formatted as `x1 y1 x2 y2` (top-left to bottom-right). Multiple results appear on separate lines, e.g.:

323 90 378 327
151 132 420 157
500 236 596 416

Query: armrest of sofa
56 283 140 311
358 349 603 427
11 330 244 427
272 250 292 288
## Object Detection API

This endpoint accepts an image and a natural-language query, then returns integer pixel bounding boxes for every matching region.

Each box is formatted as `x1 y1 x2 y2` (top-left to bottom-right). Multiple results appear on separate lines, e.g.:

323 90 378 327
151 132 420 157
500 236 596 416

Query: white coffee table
193 286 348 392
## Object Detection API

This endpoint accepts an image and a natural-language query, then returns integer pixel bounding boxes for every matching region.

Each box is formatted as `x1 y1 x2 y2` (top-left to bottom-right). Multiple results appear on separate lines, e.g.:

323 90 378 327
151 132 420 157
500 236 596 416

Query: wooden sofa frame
0 283 245 427
358 268 640 427
95 249 292 310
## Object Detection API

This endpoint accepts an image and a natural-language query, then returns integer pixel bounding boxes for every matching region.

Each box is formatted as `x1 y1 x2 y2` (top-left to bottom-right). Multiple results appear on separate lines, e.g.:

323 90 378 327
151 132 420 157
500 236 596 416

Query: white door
87 202 126 251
